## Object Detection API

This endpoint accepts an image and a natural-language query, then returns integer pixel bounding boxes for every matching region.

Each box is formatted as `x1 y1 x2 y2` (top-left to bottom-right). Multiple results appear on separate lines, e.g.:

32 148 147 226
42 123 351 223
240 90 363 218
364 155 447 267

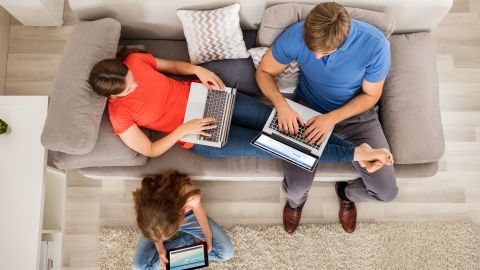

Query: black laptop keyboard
199 90 228 142
269 113 322 150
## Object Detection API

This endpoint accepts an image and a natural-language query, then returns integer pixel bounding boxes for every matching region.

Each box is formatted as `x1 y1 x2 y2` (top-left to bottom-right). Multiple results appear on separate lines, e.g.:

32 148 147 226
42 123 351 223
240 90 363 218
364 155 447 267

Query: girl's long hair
88 47 147 97
132 170 202 242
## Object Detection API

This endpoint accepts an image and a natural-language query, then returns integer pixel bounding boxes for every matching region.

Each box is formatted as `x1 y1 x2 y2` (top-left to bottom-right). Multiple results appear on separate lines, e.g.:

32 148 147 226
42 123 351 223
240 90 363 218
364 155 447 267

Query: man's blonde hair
303 2 351 51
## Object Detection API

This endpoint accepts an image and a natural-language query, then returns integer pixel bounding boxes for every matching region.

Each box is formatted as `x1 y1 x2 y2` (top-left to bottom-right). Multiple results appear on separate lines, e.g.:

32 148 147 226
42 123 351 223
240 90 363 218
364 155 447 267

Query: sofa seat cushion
41 18 121 154
257 4 395 47
79 128 440 179
53 108 149 170
78 145 440 179
381 32 445 164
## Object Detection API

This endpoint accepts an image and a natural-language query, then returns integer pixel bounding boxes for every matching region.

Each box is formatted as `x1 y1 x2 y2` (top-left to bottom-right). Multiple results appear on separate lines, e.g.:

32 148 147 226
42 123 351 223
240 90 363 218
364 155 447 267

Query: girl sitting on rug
132 170 233 270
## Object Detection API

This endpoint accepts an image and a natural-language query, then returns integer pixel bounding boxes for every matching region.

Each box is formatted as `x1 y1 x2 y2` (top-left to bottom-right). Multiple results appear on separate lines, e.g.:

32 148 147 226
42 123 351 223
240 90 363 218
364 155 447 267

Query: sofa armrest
380 32 445 164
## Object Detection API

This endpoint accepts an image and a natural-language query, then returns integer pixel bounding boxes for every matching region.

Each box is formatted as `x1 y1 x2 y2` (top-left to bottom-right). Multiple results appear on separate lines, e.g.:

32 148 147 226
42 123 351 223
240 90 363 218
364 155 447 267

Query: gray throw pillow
257 4 395 47
41 18 121 155
381 32 445 164
200 58 262 96
54 109 149 170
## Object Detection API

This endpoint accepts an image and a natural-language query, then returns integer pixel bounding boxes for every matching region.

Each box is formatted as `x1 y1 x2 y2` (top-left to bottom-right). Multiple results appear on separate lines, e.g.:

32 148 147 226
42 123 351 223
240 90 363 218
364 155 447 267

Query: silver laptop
251 99 332 172
182 82 238 148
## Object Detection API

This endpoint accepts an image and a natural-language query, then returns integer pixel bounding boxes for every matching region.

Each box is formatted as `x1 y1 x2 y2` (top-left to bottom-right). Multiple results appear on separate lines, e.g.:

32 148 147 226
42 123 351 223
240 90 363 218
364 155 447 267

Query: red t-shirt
108 53 193 149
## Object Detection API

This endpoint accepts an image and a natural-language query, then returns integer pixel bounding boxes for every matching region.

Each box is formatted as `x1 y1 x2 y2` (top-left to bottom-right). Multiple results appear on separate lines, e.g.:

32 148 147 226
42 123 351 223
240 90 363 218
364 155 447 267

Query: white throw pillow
248 47 300 94
176 4 249 65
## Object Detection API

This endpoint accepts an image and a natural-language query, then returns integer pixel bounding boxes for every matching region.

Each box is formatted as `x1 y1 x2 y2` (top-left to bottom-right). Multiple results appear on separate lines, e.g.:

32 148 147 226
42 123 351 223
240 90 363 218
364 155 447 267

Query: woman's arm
119 118 216 158
154 57 224 89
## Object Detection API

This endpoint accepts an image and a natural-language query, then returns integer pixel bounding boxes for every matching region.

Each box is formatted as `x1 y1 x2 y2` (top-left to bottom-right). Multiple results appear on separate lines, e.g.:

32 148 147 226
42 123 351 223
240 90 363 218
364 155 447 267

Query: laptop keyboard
269 113 322 150
199 90 228 142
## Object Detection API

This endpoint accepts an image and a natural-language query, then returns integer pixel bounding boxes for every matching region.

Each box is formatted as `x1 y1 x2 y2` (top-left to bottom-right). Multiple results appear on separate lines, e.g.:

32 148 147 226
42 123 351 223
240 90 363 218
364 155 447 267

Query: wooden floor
1 1 480 269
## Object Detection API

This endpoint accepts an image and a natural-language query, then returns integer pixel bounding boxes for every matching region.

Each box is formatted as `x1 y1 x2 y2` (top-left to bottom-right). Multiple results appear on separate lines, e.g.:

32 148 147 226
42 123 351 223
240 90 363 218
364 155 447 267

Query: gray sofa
42 0 451 180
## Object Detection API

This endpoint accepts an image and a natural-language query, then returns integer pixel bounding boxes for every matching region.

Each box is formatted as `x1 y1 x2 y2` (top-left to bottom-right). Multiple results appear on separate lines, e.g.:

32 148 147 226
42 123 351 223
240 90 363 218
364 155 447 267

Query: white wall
0 0 64 26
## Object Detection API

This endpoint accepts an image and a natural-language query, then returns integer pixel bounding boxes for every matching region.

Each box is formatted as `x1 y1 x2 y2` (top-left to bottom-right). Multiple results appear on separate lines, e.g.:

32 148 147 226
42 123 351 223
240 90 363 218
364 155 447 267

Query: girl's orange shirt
108 53 193 149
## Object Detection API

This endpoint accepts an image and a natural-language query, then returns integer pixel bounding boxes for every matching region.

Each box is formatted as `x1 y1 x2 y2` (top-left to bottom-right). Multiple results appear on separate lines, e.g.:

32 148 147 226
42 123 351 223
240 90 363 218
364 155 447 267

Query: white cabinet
0 96 66 270
41 168 66 270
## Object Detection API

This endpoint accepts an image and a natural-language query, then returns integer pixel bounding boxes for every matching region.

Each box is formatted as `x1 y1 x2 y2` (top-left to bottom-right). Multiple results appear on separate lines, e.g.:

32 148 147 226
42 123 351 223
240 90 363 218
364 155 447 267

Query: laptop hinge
269 132 314 155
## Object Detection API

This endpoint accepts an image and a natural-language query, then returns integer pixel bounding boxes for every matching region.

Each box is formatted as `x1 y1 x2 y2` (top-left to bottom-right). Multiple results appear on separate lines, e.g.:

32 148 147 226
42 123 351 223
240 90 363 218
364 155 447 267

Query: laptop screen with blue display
253 134 317 170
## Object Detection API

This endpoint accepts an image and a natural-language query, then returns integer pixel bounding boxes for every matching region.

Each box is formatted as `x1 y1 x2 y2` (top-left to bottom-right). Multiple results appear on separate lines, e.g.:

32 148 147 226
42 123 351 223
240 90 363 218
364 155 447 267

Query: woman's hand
177 118 217 137
193 66 225 90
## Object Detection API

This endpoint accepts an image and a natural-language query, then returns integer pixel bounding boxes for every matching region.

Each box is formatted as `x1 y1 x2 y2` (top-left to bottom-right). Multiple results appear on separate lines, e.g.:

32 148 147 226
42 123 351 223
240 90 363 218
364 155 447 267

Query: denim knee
216 240 234 261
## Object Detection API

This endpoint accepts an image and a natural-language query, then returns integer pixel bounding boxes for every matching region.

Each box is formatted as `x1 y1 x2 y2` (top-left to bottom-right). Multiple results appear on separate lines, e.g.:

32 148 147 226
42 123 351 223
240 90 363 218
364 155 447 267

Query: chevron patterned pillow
248 47 300 94
177 4 249 65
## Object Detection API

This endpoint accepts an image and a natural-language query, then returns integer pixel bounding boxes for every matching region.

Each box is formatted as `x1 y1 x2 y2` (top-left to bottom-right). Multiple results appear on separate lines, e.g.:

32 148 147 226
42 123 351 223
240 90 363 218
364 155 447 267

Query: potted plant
0 119 8 135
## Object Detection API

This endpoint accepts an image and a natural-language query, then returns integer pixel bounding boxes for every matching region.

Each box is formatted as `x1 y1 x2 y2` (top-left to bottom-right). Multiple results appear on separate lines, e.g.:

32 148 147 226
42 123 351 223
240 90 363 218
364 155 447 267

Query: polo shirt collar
338 19 357 52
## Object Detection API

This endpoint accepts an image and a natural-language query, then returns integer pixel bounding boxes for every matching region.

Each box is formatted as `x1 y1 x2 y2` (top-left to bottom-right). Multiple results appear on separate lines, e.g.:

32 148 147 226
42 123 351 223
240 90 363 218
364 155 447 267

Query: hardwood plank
63 234 98 268
470 0 480 12
443 126 477 141
450 0 470 12
195 181 281 203
0 7 10 95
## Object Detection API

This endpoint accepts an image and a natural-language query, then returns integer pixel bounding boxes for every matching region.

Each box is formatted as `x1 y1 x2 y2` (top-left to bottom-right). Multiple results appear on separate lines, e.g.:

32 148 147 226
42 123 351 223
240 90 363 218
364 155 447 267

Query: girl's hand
206 235 213 253
193 66 225 90
159 251 169 268
154 242 169 268
178 118 217 137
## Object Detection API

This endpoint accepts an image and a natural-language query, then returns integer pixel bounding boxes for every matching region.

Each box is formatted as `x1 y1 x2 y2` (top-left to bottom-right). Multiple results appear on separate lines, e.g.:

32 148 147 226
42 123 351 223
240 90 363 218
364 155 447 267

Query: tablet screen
168 243 208 270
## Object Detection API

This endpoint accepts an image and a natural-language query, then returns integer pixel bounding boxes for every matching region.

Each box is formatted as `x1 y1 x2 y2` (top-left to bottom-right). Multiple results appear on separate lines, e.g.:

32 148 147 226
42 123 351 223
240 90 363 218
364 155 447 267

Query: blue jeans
190 92 354 162
132 211 234 270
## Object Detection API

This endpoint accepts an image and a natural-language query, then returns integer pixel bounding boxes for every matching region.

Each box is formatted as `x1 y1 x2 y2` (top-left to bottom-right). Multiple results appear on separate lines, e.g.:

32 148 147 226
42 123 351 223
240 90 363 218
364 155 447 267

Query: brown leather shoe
335 182 357 233
283 200 305 234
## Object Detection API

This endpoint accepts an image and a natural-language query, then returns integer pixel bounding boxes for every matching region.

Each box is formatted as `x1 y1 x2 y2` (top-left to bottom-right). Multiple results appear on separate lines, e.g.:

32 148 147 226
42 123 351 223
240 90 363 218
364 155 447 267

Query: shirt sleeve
364 38 391 83
271 25 299 65
108 105 135 135
125 53 157 69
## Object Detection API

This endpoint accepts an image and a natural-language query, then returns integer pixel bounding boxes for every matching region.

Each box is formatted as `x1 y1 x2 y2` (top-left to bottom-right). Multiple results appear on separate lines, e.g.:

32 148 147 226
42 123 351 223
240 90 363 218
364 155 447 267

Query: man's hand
276 103 304 134
304 114 337 145
193 66 225 90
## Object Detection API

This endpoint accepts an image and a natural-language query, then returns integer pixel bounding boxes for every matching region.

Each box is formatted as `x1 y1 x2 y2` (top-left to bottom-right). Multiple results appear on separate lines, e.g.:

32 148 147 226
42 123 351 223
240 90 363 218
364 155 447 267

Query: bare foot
358 160 384 173
354 143 394 165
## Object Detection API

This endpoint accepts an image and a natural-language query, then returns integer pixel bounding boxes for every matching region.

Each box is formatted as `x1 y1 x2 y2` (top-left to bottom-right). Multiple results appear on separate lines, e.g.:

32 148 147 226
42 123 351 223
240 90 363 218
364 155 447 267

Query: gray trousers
283 105 398 207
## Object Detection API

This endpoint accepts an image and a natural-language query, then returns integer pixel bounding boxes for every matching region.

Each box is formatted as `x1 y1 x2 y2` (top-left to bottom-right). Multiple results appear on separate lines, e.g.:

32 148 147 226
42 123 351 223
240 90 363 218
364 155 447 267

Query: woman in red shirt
88 49 393 173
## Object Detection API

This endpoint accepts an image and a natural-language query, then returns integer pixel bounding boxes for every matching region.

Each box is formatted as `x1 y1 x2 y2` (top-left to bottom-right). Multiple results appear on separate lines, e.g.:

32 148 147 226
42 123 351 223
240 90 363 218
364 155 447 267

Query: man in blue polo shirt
256 2 398 234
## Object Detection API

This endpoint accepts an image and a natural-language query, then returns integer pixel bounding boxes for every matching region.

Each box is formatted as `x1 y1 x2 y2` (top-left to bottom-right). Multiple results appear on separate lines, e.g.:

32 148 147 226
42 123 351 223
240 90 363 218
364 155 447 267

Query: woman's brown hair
303 2 350 52
132 170 202 242
88 47 147 97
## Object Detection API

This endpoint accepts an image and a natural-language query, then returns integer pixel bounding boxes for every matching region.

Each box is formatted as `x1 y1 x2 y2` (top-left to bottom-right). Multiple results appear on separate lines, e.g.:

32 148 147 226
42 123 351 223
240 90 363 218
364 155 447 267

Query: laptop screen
253 134 317 170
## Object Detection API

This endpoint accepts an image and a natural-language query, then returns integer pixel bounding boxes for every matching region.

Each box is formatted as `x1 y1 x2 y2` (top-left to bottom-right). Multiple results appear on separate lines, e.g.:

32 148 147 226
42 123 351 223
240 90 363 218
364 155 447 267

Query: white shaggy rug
99 222 480 270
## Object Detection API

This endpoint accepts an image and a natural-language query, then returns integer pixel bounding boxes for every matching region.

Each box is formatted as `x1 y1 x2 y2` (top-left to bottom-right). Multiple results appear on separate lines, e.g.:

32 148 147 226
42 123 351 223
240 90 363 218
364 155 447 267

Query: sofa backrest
69 0 452 40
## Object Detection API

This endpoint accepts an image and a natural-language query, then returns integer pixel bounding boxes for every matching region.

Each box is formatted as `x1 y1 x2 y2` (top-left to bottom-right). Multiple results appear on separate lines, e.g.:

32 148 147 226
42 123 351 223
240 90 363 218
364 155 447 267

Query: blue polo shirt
272 19 391 113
